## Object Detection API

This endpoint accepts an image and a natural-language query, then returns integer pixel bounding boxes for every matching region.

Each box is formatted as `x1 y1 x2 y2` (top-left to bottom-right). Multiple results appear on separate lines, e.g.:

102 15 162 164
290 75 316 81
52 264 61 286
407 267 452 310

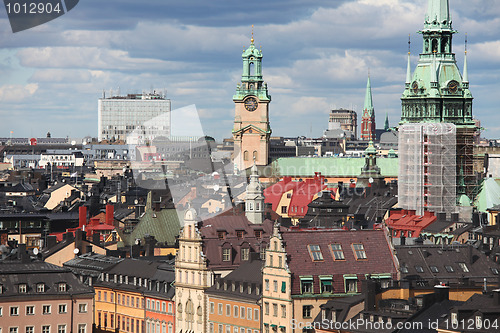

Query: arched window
244 151 249 161
432 39 438 53
197 306 203 323
186 299 194 323
177 303 183 321
253 151 258 161
249 62 255 76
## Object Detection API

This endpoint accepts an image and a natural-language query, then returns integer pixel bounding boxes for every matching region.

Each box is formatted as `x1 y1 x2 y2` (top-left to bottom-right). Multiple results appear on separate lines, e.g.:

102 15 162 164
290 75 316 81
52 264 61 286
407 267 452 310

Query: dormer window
217 231 225 240
222 248 231 262
254 230 262 239
236 230 244 239
58 283 67 292
37 283 45 293
119 275 123 284
19 284 27 293
308 245 323 261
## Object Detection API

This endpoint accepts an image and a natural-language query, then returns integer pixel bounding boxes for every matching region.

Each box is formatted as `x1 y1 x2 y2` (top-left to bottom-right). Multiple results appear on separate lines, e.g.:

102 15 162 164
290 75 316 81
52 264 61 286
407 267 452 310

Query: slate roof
395 244 500 284
206 257 263 303
200 216 275 270
282 229 398 295
0 260 93 300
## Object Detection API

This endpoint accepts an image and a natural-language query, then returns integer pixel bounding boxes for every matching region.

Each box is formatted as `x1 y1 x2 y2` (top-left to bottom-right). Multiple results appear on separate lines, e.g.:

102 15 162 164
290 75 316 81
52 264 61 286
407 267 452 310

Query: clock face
412 81 419 94
448 80 459 94
244 97 258 112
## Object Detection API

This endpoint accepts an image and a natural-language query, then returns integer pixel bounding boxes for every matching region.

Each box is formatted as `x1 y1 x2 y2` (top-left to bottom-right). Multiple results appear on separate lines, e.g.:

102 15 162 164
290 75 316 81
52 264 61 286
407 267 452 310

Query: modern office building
98 92 171 144
328 109 357 139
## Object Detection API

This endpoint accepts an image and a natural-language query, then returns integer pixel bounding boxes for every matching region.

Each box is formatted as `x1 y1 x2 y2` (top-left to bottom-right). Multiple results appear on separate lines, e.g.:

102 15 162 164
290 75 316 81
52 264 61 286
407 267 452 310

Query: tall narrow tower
400 0 476 200
232 30 271 171
361 76 376 141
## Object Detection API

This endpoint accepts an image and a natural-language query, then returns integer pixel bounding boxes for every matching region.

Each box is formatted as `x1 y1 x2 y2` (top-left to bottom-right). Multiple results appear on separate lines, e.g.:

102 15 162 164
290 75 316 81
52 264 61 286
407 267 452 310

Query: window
273 303 278 317
26 306 34 315
42 305 51 314
273 280 278 292
281 206 287 214
445 265 454 273
414 266 424 273
300 277 313 294
254 308 259 321
58 325 66 333
222 248 231 262
26 327 34 333
281 305 286 318
254 230 262 239
10 306 19 316
58 283 66 292
42 326 50 333
78 303 87 313
302 305 312 318
37 284 45 293
226 326 231 333
210 302 214 314
401 264 409 273
77 325 86 333
430 266 439 273
278 256 282 268
308 245 323 261
241 248 250 261
352 244 367 259
281 281 286 293
234 305 239 318
265 279 269 291
320 278 333 293
458 263 469 272
58 304 67 314
345 278 357 293
240 306 245 319
330 244 345 260
264 302 269 315
18 284 27 293
168 303 172 313
218 303 223 315
10 328 18 333
226 304 231 316
248 307 252 320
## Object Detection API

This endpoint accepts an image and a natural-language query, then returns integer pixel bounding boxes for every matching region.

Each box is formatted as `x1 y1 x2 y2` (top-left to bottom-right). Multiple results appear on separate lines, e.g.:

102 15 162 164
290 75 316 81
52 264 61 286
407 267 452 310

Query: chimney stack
106 204 114 226
79 206 87 228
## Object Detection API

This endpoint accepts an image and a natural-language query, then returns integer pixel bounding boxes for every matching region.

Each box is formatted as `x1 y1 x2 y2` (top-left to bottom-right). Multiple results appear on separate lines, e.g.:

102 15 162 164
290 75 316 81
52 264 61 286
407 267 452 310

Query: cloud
0 83 38 102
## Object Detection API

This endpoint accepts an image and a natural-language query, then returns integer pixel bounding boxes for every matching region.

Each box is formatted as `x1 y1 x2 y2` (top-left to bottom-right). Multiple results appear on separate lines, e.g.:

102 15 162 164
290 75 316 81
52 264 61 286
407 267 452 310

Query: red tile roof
385 209 437 238
282 229 398 295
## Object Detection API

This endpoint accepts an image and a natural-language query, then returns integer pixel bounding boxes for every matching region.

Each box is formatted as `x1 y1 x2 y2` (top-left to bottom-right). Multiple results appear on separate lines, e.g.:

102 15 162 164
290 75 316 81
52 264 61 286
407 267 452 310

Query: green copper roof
384 113 390 131
363 76 374 116
274 157 398 178
424 0 452 31
365 141 377 155
474 178 500 212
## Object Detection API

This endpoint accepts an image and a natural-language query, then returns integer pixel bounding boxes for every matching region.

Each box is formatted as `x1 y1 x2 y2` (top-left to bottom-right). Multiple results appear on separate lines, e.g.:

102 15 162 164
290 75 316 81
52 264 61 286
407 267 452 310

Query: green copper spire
384 113 390 131
463 35 469 85
424 0 452 31
364 76 374 116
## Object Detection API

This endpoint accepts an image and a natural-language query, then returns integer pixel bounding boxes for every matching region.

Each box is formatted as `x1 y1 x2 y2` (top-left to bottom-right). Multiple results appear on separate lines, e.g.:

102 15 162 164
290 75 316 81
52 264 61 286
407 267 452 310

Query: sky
0 0 499 140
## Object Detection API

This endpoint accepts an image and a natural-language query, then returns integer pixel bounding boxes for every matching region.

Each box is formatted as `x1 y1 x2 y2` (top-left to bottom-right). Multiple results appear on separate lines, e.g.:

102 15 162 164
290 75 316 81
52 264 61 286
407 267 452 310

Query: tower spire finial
463 33 469 84
251 25 254 44
406 34 412 86
408 33 411 55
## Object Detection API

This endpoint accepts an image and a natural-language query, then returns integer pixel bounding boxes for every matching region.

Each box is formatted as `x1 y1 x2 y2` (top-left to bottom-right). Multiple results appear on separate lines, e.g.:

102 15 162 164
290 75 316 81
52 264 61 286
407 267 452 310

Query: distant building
98 92 171 143
328 109 357 138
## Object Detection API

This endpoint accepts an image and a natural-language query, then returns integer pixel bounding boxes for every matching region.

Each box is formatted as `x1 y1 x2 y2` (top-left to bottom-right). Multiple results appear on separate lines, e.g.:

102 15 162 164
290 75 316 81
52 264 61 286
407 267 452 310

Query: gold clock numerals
244 97 258 111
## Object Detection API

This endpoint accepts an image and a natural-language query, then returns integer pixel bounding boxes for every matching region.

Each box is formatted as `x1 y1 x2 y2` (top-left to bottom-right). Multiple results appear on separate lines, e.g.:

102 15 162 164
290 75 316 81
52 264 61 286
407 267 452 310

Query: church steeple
361 75 376 141
384 113 390 131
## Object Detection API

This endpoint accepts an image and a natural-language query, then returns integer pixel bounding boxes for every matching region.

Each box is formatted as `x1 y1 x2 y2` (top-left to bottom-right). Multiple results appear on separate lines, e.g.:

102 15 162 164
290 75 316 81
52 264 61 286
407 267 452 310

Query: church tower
232 29 271 171
245 163 264 224
360 76 376 141
400 0 476 198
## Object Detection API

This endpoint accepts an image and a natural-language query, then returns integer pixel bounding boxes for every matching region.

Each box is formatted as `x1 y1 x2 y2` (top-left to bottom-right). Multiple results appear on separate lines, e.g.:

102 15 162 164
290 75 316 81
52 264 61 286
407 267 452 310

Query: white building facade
98 93 171 143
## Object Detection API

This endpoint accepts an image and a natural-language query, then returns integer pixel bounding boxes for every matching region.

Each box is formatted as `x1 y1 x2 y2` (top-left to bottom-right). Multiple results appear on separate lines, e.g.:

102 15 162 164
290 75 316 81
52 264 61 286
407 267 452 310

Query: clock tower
400 0 477 199
232 31 271 171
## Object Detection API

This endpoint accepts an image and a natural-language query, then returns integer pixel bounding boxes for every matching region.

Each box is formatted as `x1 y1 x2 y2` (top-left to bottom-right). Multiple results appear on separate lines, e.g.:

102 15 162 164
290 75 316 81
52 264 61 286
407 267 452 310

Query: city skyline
0 0 498 140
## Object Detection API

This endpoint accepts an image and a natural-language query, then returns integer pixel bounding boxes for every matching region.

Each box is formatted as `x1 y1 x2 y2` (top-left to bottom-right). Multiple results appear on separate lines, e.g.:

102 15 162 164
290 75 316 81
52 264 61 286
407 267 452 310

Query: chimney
363 279 377 311
144 235 157 257
91 217 100 227
493 289 500 306
106 204 114 226
433 284 449 302
92 233 101 245
79 206 87 228
45 235 57 250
